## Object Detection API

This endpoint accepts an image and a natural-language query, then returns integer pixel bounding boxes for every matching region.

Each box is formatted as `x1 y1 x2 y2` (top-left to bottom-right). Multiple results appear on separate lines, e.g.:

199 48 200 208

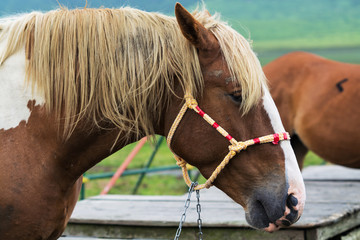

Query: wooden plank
306 211 360 240
59 237 121 240
89 187 233 202
304 181 360 204
67 196 248 227
68 181 360 228
89 194 185 201
64 224 305 240
341 227 360 240
65 166 360 239
302 165 360 181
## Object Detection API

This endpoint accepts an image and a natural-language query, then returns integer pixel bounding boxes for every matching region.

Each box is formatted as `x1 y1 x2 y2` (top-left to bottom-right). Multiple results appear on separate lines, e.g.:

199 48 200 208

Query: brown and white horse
0 4 305 239
265 51 360 169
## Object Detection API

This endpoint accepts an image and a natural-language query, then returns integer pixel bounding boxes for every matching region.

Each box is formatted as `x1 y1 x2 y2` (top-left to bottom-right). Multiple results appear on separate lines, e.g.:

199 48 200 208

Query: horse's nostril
287 194 298 207
281 220 291 227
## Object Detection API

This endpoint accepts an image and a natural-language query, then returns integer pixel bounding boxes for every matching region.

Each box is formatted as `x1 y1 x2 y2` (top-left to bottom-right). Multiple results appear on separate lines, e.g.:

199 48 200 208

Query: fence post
100 137 148 195
132 136 164 194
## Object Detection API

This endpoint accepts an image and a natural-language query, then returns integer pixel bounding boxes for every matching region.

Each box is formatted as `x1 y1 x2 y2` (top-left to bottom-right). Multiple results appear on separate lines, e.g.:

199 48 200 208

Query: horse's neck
0 46 145 183
58 126 140 181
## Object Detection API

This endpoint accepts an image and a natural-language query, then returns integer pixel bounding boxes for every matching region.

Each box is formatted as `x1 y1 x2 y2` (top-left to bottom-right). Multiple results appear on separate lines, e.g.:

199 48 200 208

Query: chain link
174 182 204 240
174 182 196 240
196 189 203 240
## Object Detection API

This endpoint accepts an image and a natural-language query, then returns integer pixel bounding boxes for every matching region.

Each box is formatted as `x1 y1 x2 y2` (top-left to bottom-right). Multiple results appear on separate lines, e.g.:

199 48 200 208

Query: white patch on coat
0 35 44 130
261 85 306 213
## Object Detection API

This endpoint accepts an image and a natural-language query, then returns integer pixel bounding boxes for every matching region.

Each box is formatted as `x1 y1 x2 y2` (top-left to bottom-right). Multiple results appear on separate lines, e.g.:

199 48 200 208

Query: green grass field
258 46 360 66
84 136 183 197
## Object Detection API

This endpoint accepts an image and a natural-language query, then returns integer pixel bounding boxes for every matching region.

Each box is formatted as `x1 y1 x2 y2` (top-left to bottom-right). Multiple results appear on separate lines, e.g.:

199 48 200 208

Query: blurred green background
1 0 359 64
2 0 358 197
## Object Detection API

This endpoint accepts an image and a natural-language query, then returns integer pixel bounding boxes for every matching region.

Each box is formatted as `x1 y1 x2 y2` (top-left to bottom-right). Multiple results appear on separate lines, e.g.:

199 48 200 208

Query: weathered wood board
62 165 360 240
59 237 120 240
302 165 360 181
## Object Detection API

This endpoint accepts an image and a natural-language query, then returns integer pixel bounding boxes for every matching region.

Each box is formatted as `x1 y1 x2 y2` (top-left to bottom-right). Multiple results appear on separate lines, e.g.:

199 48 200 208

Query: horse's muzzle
245 190 304 232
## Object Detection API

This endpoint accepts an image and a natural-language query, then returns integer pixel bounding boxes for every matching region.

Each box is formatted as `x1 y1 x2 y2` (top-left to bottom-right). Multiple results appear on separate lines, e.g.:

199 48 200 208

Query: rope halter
167 91 290 191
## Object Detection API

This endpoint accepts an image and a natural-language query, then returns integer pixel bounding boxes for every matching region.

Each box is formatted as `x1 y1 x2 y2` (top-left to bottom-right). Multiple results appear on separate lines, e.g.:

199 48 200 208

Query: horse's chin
245 211 282 233
245 214 281 232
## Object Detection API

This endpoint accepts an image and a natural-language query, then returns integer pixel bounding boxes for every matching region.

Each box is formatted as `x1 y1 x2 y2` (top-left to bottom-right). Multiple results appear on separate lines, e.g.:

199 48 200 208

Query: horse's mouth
245 195 301 232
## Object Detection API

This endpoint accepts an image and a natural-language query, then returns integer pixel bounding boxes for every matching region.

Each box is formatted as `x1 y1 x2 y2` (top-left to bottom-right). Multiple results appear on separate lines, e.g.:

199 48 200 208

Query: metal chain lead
196 189 203 240
174 182 196 240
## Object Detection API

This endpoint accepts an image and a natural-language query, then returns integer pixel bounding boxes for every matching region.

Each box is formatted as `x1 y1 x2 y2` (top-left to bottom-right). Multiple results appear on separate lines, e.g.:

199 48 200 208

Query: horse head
164 4 305 232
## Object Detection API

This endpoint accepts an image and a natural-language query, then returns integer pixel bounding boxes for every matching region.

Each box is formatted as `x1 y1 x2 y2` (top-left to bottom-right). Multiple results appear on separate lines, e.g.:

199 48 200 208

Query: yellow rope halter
167 92 290 191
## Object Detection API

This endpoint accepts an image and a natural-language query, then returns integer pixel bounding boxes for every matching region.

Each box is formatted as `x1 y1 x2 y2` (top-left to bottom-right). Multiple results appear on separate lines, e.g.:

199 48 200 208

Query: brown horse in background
264 51 360 169
0 4 305 240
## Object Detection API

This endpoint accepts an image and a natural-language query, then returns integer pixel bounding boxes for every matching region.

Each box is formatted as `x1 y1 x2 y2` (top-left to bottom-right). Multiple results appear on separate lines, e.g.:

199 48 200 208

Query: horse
0 4 305 239
264 51 360 170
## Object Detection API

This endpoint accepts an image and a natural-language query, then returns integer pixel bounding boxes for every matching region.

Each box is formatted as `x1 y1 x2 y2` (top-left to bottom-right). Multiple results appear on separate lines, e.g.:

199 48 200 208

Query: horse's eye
228 91 242 104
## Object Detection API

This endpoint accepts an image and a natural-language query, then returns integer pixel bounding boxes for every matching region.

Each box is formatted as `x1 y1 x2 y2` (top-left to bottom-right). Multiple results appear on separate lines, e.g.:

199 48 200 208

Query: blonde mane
0 7 266 140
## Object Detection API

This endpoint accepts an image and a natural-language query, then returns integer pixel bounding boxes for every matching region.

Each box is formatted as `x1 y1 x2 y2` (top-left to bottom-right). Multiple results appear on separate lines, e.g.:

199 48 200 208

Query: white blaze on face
261 84 306 213
0 43 44 130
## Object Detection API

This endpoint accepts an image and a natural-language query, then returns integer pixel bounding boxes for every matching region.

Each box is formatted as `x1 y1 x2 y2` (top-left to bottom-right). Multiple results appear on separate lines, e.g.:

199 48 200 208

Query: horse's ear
175 3 218 51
